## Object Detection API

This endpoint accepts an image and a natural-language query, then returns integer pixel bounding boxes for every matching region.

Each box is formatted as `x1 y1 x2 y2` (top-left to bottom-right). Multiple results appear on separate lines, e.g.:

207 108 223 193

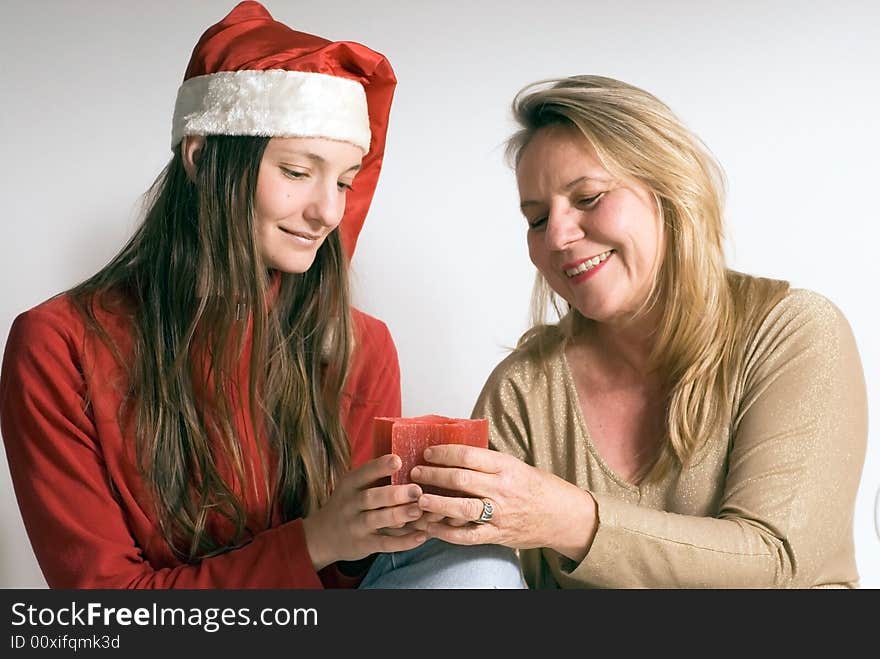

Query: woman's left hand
410 445 598 562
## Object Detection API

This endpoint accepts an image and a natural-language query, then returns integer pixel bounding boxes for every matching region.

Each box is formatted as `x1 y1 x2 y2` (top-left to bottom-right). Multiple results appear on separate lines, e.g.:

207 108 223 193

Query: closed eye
526 193 604 230
281 167 308 180
576 192 604 208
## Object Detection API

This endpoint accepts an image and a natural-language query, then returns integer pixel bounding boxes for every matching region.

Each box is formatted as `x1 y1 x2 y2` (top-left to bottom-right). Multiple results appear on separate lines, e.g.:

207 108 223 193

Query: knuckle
500 472 516 494
453 470 470 490
358 489 374 510
386 508 406 528
466 525 483 541
359 510 375 532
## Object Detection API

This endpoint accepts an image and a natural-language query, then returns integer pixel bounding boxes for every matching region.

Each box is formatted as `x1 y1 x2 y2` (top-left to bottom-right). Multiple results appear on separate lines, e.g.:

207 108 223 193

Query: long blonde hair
507 76 788 480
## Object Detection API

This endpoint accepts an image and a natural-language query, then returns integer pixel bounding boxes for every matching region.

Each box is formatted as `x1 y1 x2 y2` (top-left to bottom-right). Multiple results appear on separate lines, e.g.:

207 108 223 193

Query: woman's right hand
302 454 428 571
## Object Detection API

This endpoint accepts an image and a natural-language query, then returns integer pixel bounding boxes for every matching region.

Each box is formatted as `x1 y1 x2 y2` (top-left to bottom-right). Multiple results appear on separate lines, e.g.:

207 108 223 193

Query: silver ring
475 498 494 524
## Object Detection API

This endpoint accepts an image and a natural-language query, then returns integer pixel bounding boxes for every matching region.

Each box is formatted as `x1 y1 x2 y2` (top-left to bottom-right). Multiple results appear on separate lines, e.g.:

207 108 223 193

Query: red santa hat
171 1 397 256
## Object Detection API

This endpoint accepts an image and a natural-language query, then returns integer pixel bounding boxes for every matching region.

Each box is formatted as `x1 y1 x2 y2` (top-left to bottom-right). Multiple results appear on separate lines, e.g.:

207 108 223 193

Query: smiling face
517 124 664 325
254 136 364 273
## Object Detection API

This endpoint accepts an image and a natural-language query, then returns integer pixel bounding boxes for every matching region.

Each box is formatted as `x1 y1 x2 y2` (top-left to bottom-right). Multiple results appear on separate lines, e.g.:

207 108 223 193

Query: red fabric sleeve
0 302 401 589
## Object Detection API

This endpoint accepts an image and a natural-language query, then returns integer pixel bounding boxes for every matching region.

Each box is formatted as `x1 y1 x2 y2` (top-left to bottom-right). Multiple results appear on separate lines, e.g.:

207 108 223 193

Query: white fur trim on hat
171 69 371 151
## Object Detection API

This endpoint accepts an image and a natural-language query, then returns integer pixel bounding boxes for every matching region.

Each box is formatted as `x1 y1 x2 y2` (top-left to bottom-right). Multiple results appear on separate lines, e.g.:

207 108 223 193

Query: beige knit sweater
473 281 867 588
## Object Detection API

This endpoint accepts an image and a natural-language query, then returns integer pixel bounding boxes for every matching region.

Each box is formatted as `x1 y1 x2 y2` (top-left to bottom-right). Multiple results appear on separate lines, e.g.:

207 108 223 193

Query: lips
563 250 614 278
279 226 321 241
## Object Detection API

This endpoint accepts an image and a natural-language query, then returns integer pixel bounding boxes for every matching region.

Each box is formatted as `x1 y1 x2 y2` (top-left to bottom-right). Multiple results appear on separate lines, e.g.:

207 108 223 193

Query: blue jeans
358 539 527 589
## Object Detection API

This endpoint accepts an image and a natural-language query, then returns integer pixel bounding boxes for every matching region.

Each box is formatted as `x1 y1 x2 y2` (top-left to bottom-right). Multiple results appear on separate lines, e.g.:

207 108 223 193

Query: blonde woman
410 76 868 588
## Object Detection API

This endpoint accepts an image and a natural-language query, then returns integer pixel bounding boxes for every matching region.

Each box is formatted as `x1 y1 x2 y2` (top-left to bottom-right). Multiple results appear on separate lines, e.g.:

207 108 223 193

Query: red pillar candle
373 415 489 496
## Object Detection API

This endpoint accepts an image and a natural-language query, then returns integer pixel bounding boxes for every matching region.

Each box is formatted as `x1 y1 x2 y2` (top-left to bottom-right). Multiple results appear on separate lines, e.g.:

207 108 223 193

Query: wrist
549 483 598 563
302 513 334 572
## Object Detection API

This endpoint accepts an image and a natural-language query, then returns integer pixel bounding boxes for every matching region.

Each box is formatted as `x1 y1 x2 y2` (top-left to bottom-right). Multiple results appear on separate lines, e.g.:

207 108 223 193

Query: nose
303 181 345 229
544 204 586 251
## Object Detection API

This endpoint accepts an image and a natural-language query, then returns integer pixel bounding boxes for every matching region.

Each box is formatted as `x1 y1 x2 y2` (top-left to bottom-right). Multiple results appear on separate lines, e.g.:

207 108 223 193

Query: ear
181 135 206 182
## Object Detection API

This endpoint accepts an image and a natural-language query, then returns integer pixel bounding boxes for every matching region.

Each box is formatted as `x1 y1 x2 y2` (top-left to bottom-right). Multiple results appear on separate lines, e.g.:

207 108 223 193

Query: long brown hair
507 76 788 481
70 136 353 560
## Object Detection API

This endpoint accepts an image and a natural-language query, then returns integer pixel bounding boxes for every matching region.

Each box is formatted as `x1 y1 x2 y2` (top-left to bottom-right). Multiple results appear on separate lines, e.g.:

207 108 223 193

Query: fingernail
410 467 421 479
423 448 433 461
408 505 421 519
409 486 421 500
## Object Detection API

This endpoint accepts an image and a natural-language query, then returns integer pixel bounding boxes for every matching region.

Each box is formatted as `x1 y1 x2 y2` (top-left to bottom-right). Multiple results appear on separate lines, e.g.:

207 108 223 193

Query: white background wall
1 0 877 588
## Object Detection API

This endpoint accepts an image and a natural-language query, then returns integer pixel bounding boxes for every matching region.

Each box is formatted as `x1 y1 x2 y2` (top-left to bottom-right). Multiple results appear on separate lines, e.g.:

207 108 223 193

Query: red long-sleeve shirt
0 293 401 588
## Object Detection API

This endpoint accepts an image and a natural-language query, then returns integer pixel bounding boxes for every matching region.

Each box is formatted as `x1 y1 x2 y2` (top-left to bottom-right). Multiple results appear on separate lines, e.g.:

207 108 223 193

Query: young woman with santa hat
0 1 524 589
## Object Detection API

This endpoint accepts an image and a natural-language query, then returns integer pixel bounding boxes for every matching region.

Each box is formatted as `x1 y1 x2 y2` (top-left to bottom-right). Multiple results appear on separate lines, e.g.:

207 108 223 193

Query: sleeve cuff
552 493 639 587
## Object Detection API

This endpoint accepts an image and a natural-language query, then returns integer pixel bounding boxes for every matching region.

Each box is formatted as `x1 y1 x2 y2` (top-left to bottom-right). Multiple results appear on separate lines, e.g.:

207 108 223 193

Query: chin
572 299 620 323
268 257 317 274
